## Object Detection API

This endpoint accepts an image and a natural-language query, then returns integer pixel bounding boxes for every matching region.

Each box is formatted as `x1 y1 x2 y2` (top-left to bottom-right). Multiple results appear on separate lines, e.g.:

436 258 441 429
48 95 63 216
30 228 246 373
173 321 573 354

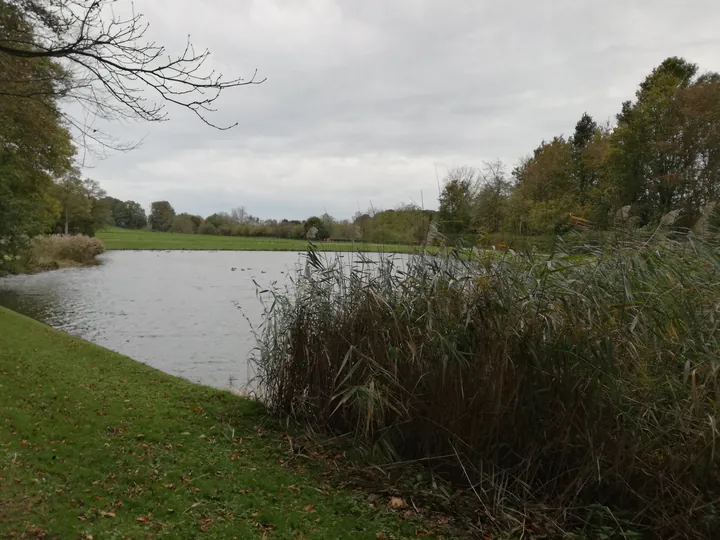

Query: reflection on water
0 251 309 389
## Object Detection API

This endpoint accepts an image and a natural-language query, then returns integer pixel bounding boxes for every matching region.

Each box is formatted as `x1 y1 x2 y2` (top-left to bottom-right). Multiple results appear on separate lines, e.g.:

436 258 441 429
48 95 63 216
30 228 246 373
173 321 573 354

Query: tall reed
30 234 105 270
253 229 720 537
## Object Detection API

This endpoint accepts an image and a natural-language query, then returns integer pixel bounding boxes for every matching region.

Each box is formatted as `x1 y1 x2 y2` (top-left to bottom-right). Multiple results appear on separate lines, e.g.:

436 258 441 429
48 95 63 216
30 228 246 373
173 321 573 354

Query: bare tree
230 206 247 224
0 0 264 152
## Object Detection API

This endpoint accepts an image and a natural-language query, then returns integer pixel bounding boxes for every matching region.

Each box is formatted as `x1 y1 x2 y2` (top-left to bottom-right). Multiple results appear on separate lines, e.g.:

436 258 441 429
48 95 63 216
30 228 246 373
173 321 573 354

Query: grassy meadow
0 307 444 539
97 227 426 253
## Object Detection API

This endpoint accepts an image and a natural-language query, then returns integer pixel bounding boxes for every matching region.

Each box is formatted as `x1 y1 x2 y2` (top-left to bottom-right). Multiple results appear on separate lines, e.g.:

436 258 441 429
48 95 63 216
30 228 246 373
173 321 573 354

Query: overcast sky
77 0 720 220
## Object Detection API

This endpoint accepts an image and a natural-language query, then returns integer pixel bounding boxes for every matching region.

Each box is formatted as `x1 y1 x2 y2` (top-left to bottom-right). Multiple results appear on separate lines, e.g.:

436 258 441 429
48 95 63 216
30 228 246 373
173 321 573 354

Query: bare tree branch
0 0 264 150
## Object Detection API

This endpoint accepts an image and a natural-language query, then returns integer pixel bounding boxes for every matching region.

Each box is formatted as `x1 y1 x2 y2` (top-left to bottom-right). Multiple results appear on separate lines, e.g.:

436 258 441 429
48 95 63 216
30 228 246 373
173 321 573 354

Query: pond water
0 251 311 390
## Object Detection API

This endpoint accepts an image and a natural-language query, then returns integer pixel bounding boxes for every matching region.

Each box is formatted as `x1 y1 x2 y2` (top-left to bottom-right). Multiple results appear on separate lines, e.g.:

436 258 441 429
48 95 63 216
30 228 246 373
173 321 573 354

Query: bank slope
0 307 421 539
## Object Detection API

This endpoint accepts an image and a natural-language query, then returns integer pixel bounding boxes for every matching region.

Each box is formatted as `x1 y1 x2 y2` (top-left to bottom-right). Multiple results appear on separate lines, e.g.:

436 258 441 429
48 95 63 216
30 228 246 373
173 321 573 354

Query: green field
0 307 433 538
97 228 425 253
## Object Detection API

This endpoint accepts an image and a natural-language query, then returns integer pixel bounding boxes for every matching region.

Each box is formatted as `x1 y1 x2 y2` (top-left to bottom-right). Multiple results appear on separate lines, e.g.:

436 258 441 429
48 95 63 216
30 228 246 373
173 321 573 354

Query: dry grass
253 228 720 538
29 234 104 270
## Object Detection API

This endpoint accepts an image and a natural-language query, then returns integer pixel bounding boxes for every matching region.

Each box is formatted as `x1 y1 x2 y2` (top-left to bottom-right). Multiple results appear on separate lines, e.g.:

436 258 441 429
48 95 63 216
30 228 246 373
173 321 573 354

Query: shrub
170 214 197 234
30 234 104 269
197 222 217 235
254 230 720 537
232 224 249 237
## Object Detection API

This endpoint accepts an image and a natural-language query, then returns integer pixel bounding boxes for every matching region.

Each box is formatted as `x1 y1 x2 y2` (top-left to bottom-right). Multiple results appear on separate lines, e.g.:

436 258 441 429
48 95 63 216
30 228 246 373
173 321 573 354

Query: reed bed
30 234 104 270
253 228 720 537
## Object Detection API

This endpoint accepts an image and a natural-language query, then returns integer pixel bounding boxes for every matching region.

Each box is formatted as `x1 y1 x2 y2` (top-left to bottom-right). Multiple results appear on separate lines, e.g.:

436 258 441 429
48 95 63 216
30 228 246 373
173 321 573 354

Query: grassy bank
255 231 720 538
97 228 425 254
0 307 433 538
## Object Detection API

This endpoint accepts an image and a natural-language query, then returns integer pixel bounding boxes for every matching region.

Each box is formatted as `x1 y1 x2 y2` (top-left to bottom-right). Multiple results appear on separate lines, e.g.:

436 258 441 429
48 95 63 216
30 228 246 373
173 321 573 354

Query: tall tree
611 57 720 223
149 201 175 232
0 1 74 267
438 167 478 242
113 200 147 229
512 138 577 233
474 161 511 234
570 113 599 205
53 170 106 235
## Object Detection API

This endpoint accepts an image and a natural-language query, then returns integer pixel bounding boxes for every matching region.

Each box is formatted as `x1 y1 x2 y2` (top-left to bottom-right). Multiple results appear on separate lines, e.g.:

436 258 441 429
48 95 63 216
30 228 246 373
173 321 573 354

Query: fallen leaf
389 496 407 509
304 504 317 513
99 511 115 518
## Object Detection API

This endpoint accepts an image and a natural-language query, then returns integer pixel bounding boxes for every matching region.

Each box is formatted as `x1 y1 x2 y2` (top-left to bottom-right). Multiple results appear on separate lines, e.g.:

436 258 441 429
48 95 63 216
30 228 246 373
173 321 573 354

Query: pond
0 251 309 391
0 250 409 390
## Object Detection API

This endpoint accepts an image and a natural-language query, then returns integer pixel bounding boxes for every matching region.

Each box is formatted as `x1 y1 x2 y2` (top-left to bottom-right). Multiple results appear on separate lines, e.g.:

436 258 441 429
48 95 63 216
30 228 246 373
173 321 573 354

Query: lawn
97 228 425 254
0 307 432 538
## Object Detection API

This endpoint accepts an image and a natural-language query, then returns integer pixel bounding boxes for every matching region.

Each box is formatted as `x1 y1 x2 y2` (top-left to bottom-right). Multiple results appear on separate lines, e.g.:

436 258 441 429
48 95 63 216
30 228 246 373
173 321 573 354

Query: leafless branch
0 0 264 149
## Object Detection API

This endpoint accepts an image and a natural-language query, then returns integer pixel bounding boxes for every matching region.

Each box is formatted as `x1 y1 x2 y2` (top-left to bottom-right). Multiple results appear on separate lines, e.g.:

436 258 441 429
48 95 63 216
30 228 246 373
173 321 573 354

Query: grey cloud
79 0 720 219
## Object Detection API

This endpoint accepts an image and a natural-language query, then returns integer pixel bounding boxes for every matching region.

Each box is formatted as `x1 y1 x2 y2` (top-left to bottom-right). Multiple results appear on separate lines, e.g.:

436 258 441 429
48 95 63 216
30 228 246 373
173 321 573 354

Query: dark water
0 251 310 390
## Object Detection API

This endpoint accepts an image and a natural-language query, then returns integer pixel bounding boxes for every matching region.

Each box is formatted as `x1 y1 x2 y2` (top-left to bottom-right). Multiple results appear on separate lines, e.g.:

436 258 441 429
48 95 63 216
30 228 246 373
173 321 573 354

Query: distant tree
170 214 197 234
291 223 305 239
53 169 106 235
114 201 148 229
474 161 511 233
149 201 175 232
100 196 123 224
230 206 249 223
92 194 114 229
352 212 373 241
304 216 329 240
205 212 233 230
570 113 599 205
321 213 335 237
197 222 217 235
512 137 576 233
611 57 720 224
54 170 88 235
189 215 204 229
438 167 479 242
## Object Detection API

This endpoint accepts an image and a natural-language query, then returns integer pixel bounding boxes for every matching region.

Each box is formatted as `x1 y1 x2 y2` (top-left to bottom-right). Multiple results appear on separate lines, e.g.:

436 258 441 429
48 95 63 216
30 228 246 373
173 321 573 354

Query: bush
232 224 249 237
197 222 217 235
254 231 720 537
30 234 104 269
170 214 197 234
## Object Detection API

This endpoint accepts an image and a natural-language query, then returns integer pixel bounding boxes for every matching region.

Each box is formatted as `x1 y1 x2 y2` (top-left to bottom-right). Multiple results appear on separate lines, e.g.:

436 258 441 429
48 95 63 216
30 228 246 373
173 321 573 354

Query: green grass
97 228 426 254
0 307 431 539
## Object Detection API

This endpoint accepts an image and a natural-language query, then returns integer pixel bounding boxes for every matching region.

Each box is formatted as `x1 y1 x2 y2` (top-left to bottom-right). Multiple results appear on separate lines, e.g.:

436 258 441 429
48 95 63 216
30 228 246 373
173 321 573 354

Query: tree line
134 202 433 245
437 57 720 243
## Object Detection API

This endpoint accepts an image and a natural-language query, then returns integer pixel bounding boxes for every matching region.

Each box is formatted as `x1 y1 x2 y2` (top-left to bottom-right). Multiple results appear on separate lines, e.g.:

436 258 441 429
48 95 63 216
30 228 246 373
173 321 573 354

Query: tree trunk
64 205 69 235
